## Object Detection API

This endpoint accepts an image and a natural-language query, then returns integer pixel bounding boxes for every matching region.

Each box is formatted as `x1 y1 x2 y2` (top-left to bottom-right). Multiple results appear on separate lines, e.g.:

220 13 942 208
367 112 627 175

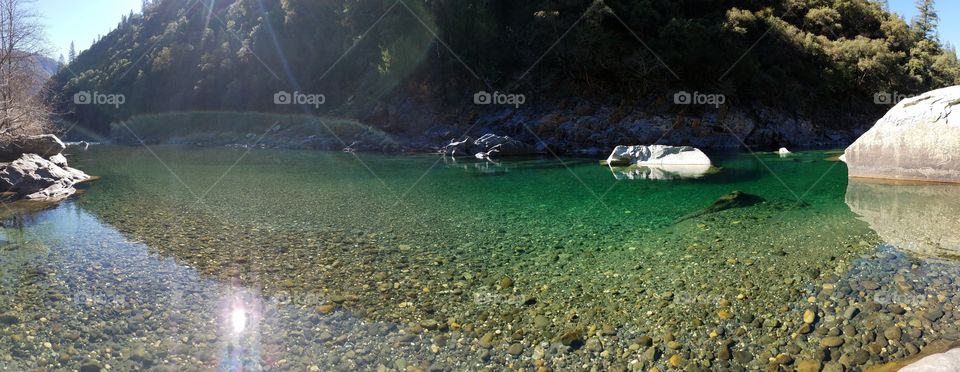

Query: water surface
1 146 958 370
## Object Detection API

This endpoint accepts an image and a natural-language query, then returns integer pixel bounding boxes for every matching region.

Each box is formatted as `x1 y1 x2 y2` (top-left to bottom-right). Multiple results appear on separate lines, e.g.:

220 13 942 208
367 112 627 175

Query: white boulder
844 86 960 182
901 349 960 372
777 147 791 155
606 145 711 167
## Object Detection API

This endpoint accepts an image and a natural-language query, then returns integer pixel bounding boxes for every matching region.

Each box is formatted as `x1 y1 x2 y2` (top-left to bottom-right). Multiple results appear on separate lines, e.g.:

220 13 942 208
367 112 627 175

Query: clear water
1 145 958 370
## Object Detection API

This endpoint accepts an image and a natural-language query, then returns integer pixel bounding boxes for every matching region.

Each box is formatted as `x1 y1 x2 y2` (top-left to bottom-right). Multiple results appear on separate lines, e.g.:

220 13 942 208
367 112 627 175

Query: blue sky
34 0 960 60
889 0 960 50
38 0 142 60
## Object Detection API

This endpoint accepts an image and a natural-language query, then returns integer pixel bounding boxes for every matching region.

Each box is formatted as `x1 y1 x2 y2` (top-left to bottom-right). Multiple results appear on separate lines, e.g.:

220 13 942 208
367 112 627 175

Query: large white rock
844 86 960 183
606 145 711 166
901 349 960 372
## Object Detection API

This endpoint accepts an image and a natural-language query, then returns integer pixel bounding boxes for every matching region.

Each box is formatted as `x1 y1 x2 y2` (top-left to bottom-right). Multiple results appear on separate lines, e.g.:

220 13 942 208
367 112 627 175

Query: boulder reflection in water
845 179 960 260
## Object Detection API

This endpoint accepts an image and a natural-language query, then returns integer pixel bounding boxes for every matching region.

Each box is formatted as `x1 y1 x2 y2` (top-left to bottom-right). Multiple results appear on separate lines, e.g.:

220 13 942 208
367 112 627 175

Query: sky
889 0 960 50
37 0 143 60
32 0 960 61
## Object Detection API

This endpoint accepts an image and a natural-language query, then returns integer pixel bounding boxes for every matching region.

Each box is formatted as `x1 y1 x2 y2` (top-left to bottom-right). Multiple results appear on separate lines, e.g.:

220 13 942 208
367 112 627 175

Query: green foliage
48 0 960 135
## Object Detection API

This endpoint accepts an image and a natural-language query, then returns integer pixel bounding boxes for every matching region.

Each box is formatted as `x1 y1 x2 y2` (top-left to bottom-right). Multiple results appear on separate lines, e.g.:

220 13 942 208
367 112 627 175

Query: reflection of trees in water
0 200 58 229
0 199 58 305
0 227 51 309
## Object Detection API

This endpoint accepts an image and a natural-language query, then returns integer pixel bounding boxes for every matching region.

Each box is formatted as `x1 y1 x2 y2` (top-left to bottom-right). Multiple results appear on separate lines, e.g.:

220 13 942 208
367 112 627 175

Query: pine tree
68 41 76 62
913 0 938 40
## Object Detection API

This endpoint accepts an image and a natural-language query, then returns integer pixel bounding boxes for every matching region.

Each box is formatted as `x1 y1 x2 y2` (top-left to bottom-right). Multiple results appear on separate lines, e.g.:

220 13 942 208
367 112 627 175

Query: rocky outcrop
441 134 538 158
845 179 960 260
606 145 711 167
844 86 960 183
0 153 91 201
0 134 66 160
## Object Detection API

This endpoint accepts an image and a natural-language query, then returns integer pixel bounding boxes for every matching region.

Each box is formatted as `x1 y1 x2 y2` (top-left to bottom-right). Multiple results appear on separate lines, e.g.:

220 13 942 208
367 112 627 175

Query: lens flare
230 307 247 334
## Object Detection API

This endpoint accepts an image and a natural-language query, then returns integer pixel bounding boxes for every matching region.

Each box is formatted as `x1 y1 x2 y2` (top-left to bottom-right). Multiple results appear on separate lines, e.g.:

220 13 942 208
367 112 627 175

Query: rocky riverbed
1 147 958 371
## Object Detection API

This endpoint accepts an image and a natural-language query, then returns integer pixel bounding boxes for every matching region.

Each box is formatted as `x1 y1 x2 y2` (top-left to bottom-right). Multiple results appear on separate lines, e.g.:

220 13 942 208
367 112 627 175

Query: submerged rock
605 145 711 167
0 134 66 160
844 86 960 183
676 191 764 222
0 153 92 201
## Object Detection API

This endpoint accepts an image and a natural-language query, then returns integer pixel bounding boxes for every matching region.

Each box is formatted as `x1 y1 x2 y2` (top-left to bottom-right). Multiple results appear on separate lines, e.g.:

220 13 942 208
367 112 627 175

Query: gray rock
49 153 68 168
924 308 945 322
473 133 537 156
0 134 66 160
0 153 91 201
733 350 753 364
844 306 861 320
844 86 960 183
440 134 537 158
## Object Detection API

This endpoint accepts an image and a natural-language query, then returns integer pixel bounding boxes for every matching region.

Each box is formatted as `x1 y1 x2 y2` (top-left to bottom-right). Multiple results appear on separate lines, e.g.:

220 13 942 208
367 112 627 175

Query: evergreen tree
68 41 76 62
913 0 938 40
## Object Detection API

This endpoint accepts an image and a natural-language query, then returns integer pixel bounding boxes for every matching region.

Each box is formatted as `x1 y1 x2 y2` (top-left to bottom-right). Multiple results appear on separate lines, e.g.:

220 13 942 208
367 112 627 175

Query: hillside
48 0 960 150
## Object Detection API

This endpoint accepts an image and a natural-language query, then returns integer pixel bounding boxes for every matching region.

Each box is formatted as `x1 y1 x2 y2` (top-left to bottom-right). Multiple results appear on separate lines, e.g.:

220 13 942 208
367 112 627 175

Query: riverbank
101 109 871 155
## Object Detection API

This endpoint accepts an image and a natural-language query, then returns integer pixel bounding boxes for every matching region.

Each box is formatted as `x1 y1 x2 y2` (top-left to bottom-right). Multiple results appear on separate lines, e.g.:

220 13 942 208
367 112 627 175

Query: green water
1 145 958 371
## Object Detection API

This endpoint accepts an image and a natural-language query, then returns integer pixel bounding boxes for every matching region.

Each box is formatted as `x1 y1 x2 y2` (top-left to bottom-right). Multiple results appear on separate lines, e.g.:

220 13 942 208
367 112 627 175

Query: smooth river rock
844 86 960 183
606 145 712 166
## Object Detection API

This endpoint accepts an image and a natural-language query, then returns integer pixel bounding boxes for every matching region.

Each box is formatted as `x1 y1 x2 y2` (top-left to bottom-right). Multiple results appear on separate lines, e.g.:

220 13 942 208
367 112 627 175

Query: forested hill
49 0 960 149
